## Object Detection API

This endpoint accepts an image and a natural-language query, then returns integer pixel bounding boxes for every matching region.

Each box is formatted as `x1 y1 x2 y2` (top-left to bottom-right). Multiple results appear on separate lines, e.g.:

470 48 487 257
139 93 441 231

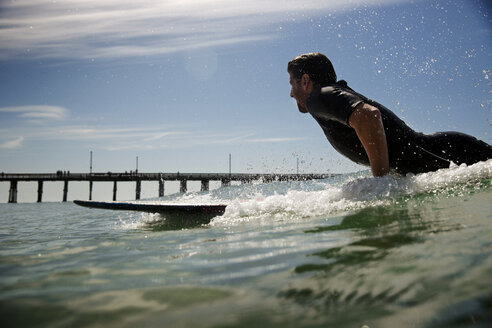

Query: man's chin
298 104 308 113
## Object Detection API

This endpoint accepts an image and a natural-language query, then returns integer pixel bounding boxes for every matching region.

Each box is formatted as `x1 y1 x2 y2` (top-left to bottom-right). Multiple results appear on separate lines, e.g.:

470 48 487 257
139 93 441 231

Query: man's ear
301 74 312 91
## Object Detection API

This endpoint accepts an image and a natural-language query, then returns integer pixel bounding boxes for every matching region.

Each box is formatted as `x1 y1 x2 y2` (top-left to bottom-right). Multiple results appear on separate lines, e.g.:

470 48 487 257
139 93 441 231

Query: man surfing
288 52 492 177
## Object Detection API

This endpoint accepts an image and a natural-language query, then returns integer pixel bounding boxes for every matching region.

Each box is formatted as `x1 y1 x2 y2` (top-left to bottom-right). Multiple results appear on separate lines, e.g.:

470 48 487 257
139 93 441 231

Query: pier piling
37 181 43 203
201 180 209 192
159 179 164 197
8 180 18 203
180 180 187 193
63 180 69 202
89 180 93 201
136 180 141 200
113 181 117 201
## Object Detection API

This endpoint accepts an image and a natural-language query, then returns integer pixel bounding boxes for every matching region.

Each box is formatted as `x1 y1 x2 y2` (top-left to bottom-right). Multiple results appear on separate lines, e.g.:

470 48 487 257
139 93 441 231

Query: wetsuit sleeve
307 86 365 125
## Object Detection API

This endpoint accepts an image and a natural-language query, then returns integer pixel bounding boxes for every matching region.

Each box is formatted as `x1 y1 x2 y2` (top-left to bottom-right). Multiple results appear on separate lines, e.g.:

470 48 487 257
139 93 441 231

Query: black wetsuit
306 82 492 175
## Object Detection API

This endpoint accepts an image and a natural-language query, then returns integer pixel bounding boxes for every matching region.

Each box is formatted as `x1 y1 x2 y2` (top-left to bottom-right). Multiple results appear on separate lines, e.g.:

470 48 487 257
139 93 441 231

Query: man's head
288 53 337 113
288 52 337 87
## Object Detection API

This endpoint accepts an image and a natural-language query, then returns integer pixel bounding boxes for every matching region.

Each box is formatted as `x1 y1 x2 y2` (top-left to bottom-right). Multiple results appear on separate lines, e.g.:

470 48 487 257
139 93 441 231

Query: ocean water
1 160 492 328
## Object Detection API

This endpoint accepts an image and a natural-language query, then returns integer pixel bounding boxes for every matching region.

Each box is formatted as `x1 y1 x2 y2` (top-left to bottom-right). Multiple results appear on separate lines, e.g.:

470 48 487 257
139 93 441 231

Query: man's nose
290 89 294 98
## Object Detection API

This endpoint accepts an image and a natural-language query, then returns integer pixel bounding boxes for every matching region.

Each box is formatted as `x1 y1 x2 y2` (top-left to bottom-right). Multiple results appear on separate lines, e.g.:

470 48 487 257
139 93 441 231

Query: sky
0 0 491 201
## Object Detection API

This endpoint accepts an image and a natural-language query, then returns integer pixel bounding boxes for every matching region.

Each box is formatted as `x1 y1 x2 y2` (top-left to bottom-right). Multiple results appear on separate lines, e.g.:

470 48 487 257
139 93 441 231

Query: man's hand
348 103 390 177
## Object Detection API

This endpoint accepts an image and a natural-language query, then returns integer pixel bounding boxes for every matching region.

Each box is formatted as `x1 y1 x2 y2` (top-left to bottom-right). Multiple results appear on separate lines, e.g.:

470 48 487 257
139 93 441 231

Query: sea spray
120 159 492 228
212 159 492 225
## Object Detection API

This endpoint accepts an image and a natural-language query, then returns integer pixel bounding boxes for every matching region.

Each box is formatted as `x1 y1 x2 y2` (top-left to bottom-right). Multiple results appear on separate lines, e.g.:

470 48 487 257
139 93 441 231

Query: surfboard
73 200 227 217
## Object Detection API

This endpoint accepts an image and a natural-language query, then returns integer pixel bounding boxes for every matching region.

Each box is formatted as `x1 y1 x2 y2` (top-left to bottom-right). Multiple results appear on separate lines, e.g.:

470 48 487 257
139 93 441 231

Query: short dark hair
287 52 337 86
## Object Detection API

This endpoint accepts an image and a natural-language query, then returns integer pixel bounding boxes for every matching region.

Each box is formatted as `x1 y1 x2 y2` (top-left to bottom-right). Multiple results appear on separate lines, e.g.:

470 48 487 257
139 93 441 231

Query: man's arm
348 103 390 177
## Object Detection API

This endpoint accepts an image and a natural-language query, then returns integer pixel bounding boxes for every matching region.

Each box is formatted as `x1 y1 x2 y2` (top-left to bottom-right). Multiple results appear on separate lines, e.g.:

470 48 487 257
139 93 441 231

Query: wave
124 160 491 228
211 159 492 225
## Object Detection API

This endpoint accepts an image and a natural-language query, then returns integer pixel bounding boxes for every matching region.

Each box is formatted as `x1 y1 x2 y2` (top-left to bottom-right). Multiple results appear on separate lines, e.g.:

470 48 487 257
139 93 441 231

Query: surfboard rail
73 200 227 215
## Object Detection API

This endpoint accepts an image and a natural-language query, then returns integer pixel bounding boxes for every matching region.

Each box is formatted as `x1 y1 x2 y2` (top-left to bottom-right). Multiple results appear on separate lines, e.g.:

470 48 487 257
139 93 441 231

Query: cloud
0 0 413 60
53 126 187 144
248 137 309 143
0 105 67 121
0 122 308 151
60 126 305 150
0 136 24 149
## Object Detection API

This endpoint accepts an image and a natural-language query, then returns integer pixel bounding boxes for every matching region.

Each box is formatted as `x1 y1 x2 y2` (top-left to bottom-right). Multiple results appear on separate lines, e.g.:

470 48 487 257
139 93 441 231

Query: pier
0 172 338 203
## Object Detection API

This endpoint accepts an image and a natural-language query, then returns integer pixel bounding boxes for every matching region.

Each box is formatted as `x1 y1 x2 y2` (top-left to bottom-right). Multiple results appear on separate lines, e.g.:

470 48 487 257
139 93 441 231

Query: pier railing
0 172 338 203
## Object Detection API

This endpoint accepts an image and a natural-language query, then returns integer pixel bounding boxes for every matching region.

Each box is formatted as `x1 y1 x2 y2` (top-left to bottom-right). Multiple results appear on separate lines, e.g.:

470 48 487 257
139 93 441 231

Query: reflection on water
141 213 213 231
0 286 234 328
279 192 492 327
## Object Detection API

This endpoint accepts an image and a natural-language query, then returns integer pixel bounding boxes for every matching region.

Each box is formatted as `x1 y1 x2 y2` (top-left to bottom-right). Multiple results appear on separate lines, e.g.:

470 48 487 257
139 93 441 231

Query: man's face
289 72 309 113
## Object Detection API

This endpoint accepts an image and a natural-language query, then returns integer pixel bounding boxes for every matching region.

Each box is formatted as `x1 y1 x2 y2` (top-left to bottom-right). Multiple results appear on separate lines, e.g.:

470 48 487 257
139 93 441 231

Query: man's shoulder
318 84 365 105
319 84 360 98
307 84 365 125
310 85 342 105
320 84 340 94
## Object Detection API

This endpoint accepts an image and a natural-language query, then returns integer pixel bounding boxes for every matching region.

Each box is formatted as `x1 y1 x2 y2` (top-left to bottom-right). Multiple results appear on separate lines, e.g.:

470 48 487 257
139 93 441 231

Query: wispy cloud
0 136 24 149
248 137 308 143
55 126 184 141
0 122 308 151
56 126 308 150
0 105 67 121
0 0 412 60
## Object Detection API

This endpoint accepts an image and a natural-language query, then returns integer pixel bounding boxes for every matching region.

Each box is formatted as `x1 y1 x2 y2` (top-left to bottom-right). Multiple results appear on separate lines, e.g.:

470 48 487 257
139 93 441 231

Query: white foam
113 160 491 229
407 159 492 193
211 159 492 226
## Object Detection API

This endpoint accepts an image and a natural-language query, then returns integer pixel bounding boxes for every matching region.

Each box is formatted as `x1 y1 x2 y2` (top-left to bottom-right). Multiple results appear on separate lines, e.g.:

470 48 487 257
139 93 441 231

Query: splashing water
118 159 492 228
209 160 491 224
